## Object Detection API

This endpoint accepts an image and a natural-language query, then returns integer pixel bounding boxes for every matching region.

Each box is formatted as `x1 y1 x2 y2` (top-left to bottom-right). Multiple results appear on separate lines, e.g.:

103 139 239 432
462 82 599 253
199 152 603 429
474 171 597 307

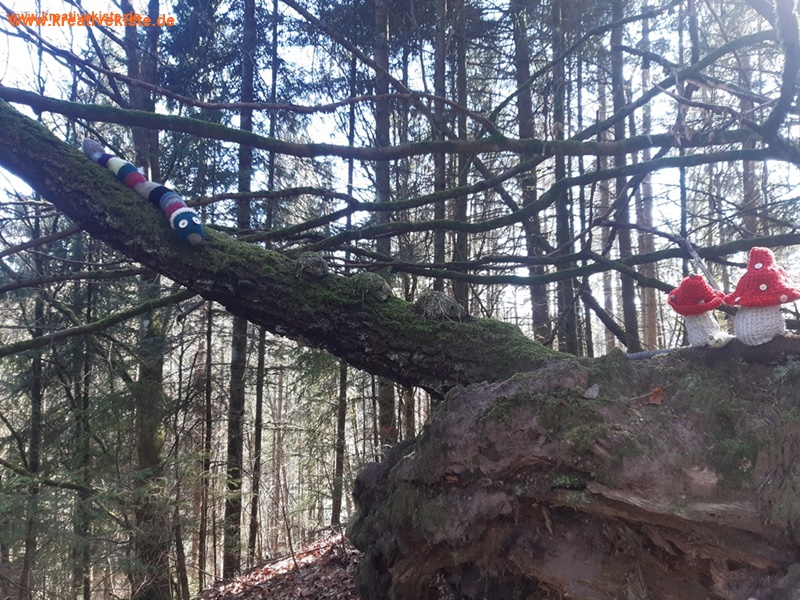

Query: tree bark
552 0 578 354
350 341 800 599
131 273 171 600
452 0 469 309
18 212 44 600
512 0 550 342
247 327 266 563
0 101 563 399
331 360 348 526
611 0 642 353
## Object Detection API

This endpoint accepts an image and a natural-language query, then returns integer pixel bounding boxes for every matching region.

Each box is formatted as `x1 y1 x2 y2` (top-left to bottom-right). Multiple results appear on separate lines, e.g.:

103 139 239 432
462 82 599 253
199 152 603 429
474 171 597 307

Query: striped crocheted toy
82 138 205 245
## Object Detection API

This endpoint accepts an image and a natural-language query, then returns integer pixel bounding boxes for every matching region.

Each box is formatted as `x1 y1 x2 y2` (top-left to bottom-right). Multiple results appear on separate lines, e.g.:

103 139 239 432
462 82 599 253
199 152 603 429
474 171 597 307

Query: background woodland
2 0 800 598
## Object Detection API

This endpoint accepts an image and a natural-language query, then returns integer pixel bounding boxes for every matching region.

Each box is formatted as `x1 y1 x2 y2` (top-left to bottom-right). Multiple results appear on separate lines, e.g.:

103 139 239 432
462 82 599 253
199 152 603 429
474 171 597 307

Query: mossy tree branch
0 101 566 396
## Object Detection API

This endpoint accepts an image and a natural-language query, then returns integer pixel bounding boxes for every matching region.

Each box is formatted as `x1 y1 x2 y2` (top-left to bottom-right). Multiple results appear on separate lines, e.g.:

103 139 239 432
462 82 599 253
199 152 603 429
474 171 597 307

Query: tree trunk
372 0 399 444
453 0 469 309
552 0 578 354
224 0 256 576
0 103 565 398
268 370 285 555
70 236 93 600
131 273 171 600
247 327 266 563
611 0 641 353
18 212 44 600
512 0 550 342
597 82 616 354
197 303 213 590
433 0 447 293
331 360 348 526
350 342 800 599
637 14 658 349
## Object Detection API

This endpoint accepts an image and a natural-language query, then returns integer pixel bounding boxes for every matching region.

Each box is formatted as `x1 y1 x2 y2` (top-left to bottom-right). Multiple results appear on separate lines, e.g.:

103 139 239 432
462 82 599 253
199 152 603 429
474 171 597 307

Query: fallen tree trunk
0 100 563 397
349 341 800 599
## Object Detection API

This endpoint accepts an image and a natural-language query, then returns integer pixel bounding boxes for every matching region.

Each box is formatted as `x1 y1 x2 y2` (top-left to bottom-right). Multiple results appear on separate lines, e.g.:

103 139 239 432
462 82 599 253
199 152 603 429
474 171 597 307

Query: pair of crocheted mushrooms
667 247 800 347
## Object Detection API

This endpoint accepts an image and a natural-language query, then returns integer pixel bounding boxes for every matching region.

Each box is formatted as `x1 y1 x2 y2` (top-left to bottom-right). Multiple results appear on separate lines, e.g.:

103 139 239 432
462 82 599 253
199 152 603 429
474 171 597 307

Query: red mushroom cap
723 247 800 307
667 274 724 316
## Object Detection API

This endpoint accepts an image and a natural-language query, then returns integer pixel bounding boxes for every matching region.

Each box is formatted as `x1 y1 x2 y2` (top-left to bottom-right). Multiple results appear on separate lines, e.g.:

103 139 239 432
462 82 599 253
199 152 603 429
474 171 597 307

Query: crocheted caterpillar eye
82 138 206 246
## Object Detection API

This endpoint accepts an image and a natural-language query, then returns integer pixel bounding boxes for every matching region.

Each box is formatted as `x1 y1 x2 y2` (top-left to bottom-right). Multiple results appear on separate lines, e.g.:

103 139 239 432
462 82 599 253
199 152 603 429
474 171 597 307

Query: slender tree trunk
374 0 397 450
453 0 469 308
197 303 213 590
269 370 285 555
71 236 93 600
597 82 616 354
19 212 44 600
131 273 171 600
224 0 256 577
512 0 550 341
402 386 415 439
247 328 266 563
331 360 348 526
433 0 447 292
120 11 172 594
552 0 578 354
611 0 641 353
637 14 657 349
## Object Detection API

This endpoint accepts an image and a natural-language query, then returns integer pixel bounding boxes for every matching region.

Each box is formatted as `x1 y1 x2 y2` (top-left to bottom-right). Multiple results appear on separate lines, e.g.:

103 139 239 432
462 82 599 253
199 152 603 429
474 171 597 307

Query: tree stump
349 340 800 599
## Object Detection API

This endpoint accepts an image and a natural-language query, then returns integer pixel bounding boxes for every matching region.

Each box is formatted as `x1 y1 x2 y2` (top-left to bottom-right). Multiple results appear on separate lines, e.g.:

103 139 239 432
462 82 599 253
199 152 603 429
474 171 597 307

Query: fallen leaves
628 385 667 406
197 533 361 600
647 386 664 405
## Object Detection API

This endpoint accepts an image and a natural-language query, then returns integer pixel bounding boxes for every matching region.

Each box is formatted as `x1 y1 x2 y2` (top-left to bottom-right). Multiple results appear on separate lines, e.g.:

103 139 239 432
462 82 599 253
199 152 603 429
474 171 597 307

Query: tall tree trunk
19 212 44 600
552 0 578 354
637 14 657 349
131 273 171 600
402 386 415 439
740 54 760 236
269 370 285 555
331 360 348 526
512 0 550 341
433 0 447 292
197 302 213 590
611 0 641 353
224 0 256 577
374 0 397 449
121 8 172 590
247 328 267 563
453 0 469 309
597 81 616 354
71 236 93 600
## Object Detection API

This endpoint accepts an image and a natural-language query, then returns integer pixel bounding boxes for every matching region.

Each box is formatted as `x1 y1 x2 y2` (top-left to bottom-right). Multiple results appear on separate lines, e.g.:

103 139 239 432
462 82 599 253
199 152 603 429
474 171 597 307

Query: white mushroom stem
683 311 732 348
732 305 785 346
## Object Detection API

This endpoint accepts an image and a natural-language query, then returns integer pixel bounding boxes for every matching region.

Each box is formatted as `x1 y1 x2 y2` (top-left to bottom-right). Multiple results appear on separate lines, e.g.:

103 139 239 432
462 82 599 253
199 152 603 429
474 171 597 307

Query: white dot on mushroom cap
698 299 705 304
735 296 741 302
755 262 763 269
781 294 788 302
760 284 767 291
670 295 676 300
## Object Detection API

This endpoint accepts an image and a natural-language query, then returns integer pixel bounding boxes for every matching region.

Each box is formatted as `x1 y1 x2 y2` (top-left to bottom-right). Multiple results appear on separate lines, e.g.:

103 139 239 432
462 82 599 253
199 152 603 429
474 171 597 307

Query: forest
2 0 800 598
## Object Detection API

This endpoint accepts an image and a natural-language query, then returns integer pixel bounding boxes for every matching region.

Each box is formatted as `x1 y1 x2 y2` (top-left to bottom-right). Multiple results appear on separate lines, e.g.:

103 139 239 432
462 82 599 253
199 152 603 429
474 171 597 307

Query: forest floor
196 533 362 599
196 532 458 599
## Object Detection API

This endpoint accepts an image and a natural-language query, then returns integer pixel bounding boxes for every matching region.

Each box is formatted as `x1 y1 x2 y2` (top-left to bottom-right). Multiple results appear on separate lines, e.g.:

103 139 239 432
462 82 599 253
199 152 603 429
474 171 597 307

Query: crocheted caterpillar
82 138 205 245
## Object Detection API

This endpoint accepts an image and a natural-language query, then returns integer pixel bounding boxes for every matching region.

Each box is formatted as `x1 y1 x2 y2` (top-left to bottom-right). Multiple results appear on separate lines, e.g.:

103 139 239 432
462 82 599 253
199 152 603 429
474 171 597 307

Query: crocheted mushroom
667 274 730 347
723 247 800 346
